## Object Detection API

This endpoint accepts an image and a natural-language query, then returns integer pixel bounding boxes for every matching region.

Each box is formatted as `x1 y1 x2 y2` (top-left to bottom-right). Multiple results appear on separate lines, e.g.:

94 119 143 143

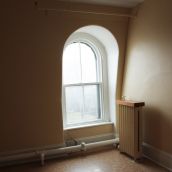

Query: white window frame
62 32 109 129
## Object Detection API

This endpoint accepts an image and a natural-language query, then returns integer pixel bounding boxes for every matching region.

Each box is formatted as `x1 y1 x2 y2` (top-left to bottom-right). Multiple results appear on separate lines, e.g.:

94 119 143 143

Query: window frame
62 32 109 129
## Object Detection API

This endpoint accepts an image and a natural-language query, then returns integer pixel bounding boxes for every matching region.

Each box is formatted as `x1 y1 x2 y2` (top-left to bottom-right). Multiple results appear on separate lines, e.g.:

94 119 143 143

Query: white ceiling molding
57 0 144 8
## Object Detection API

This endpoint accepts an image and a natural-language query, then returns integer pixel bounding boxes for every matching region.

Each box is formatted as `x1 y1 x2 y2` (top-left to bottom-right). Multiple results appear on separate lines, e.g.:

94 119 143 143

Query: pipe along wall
0 139 119 167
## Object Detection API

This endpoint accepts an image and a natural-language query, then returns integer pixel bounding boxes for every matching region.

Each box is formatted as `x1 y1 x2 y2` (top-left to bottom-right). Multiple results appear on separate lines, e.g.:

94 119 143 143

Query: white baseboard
142 142 172 171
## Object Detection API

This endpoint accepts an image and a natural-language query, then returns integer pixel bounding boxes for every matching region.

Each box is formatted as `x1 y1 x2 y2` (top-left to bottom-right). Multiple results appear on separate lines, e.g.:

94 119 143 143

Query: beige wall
0 1 129 153
123 0 172 154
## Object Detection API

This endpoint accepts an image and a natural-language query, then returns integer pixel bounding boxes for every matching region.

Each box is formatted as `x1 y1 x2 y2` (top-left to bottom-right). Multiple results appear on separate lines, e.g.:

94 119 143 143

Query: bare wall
0 0 129 153
123 0 172 154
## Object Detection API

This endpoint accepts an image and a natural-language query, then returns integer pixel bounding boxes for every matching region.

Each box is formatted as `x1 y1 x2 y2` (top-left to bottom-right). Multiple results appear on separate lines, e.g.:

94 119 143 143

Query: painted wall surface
123 0 172 154
0 1 129 153
64 124 114 141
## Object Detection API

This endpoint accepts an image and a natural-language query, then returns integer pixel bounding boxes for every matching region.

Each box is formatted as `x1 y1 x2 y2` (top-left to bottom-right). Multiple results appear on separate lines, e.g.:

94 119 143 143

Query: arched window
62 26 119 129
63 35 108 127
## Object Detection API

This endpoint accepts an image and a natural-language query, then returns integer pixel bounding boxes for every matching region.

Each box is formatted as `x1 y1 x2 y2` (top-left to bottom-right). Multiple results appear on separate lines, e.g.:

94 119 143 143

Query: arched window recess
62 26 119 129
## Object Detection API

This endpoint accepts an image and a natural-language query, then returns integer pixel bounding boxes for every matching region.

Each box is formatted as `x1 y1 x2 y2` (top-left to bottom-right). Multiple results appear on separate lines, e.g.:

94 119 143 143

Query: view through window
63 42 102 126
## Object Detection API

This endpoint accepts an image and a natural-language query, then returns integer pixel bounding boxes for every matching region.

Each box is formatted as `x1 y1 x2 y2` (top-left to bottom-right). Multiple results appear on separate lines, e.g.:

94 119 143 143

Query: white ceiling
58 0 144 7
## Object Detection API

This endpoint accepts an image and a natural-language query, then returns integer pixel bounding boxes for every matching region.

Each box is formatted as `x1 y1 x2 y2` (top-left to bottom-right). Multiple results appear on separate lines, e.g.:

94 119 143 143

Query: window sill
64 121 114 131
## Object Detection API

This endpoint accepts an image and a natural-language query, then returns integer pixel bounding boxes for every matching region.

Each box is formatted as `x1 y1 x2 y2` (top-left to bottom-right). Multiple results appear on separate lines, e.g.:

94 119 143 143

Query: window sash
62 35 109 128
63 83 103 126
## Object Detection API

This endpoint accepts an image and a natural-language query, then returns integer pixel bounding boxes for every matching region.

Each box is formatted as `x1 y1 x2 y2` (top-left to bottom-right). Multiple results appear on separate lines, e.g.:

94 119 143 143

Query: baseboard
142 142 172 171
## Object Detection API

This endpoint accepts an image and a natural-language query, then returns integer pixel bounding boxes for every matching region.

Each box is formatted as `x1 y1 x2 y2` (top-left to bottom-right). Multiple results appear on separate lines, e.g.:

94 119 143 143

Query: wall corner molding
142 142 172 172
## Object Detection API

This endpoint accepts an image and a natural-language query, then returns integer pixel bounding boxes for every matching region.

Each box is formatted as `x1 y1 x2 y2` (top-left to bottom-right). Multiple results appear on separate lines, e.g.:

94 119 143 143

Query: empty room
1 0 172 171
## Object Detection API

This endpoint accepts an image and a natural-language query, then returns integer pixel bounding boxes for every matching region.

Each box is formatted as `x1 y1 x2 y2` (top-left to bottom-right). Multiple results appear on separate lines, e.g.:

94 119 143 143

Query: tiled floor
0 149 168 172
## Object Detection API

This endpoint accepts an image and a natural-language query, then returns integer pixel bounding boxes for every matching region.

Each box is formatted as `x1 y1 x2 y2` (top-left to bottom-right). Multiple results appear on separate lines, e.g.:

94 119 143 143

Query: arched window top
63 40 101 85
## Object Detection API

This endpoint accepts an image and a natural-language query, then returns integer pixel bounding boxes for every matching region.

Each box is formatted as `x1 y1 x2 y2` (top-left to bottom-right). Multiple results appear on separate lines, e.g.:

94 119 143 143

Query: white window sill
64 121 114 131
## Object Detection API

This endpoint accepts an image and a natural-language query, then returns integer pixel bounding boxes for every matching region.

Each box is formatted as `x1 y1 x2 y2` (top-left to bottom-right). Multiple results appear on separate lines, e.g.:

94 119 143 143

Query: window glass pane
80 43 97 83
83 85 100 121
65 85 101 125
65 86 83 124
63 43 81 84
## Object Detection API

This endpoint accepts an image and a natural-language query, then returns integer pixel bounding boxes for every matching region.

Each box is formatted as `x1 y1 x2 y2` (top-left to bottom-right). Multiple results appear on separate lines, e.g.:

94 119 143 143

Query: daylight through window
63 41 103 126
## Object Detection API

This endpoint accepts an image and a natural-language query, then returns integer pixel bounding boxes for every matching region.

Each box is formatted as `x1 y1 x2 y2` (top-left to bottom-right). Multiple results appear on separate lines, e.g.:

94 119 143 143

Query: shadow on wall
142 106 172 151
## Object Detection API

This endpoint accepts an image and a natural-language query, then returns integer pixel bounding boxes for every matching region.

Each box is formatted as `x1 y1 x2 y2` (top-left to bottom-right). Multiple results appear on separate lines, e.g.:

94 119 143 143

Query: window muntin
63 41 103 126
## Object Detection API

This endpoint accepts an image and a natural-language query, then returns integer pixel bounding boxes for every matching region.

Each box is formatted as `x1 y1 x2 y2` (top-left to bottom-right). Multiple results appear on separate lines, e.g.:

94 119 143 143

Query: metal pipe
44 144 82 156
0 139 119 167
37 8 136 18
85 139 117 149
